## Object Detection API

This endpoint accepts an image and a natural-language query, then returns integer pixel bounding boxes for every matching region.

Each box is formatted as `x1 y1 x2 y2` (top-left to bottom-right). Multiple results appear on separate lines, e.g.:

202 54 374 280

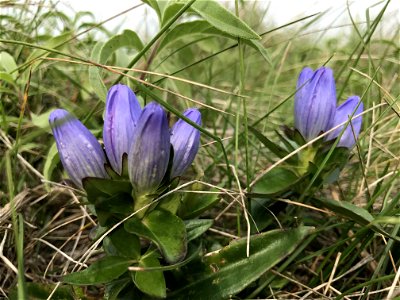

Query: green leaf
142 0 162 21
0 51 18 79
8 283 76 300
99 29 144 63
160 1 182 26
158 20 216 52
43 142 59 191
0 71 16 84
89 41 108 101
170 226 313 299
25 31 72 70
310 198 400 242
83 177 133 226
125 209 187 264
30 110 52 131
89 30 143 102
62 256 132 285
247 40 272 65
249 126 292 160
158 19 270 65
185 219 213 241
83 177 132 198
249 198 275 233
178 192 220 219
252 167 300 195
104 278 131 300
133 251 166 298
187 0 260 40
109 227 141 259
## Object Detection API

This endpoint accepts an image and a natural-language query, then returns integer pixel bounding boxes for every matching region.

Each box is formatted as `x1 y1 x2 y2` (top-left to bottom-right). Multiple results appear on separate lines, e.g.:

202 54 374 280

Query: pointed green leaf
190 0 260 40
125 209 187 264
133 251 166 298
247 40 271 65
178 192 220 219
62 256 132 285
249 126 291 159
311 198 400 241
185 219 213 241
170 226 313 299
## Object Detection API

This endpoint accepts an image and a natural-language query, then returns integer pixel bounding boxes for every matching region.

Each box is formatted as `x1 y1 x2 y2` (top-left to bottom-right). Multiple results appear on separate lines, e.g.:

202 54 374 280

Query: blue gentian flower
103 84 142 175
294 67 337 141
128 102 170 196
49 109 108 188
170 108 201 178
326 96 363 148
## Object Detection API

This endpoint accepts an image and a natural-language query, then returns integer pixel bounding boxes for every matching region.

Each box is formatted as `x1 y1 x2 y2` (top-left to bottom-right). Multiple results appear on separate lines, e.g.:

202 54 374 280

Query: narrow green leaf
178 192 220 219
249 126 291 159
311 198 400 241
43 142 59 191
190 0 260 40
170 227 313 299
252 167 299 195
125 209 187 264
247 40 271 65
185 219 213 241
89 41 108 101
62 256 132 285
133 251 166 298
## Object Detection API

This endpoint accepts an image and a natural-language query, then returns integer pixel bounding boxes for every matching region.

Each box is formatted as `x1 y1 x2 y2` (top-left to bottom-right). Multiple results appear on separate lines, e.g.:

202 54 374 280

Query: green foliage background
0 0 399 299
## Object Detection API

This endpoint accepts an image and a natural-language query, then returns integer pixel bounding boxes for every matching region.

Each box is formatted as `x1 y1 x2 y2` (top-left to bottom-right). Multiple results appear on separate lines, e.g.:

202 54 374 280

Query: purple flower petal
170 108 201 178
103 84 142 174
128 102 170 196
49 109 108 188
294 67 337 141
326 96 363 148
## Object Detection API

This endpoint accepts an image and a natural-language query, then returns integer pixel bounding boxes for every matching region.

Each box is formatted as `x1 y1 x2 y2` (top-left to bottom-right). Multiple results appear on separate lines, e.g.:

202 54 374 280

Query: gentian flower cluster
49 84 201 197
294 66 363 148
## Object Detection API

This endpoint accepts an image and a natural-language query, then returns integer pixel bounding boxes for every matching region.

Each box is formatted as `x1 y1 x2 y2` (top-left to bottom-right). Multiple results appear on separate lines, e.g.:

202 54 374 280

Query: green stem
6 151 27 299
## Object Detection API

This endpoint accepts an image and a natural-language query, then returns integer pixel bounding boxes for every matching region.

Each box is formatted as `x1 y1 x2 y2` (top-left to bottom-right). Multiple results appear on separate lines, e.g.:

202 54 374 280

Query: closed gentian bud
128 102 170 196
294 67 337 141
170 108 201 178
103 84 142 175
49 109 108 188
326 96 363 148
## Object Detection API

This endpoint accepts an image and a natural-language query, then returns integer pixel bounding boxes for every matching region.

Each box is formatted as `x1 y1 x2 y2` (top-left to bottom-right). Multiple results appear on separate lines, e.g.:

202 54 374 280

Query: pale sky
60 0 398 38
